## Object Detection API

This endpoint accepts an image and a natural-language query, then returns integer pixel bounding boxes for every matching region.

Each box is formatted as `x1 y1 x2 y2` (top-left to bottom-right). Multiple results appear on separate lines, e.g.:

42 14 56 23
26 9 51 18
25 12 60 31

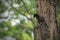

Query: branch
7 1 35 25
21 0 29 13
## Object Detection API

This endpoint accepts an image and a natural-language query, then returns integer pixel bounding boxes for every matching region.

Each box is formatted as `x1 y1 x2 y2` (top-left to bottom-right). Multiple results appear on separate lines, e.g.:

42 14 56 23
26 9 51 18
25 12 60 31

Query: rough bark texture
34 24 42 40
34 0 58 40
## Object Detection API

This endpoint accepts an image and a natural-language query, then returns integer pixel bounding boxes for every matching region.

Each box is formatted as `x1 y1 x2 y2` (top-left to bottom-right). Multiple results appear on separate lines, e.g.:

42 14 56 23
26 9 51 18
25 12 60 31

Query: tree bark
34 25 42 40
34 0 58 40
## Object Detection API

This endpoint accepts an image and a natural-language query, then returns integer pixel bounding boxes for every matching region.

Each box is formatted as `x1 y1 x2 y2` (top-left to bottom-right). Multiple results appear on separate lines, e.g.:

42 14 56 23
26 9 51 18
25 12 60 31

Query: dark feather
34 14 45 23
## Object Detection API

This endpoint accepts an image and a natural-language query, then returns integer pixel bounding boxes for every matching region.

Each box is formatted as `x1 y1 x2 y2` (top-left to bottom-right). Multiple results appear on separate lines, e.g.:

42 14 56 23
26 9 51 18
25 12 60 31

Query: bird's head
34 14 39 18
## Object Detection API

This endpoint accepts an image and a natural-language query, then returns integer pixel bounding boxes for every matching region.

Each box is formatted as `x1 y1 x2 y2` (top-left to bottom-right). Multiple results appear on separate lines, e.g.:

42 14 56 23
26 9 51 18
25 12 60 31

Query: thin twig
7 1 35 25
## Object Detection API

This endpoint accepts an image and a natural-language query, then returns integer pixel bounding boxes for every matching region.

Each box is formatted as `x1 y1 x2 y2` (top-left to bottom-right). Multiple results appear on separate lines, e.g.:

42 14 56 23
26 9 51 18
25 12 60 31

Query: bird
34 14 45 23
34 14 49 40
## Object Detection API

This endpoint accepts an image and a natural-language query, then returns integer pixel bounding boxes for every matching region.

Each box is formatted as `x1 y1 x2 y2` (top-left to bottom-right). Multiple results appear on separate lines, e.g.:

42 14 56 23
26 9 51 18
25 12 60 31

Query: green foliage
57 7 60 24
0 1 7 13
0 0 36 40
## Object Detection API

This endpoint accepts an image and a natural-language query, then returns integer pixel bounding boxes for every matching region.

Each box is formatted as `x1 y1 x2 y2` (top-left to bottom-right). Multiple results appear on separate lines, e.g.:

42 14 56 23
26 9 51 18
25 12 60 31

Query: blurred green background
0 0 60 40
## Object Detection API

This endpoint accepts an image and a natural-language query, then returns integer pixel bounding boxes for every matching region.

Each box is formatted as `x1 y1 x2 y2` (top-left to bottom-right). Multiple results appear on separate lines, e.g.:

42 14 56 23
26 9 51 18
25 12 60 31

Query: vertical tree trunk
34 0 58 40
34 25 42 40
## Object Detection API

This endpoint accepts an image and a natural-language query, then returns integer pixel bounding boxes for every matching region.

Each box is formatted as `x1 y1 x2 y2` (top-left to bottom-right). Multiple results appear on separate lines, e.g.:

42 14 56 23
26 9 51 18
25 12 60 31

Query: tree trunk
34 0 58 40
